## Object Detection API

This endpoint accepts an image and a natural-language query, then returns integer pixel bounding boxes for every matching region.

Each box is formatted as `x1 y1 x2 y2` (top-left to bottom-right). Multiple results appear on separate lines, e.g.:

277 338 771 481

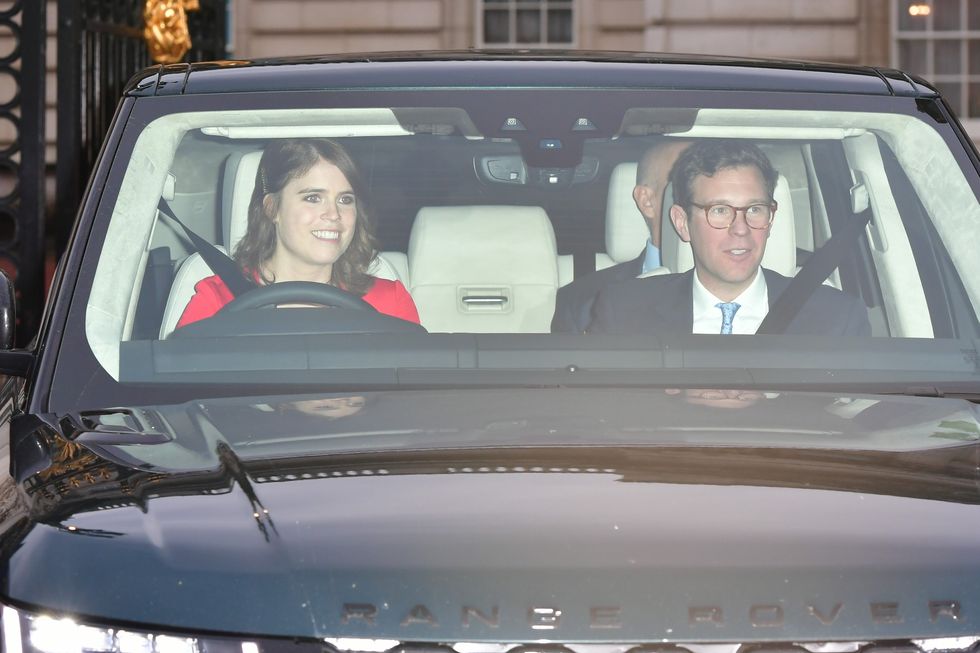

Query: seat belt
156 198 257 297
756 207 872 335
573 248 596 281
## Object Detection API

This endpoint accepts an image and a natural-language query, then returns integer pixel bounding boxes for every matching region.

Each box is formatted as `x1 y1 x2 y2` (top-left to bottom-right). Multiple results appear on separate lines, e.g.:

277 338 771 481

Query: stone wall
584 0 889 64
232 0 473 56
227 0 890 65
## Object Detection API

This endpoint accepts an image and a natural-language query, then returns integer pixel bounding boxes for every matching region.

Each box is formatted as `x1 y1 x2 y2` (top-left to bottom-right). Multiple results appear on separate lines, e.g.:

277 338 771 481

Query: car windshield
60 86 980 411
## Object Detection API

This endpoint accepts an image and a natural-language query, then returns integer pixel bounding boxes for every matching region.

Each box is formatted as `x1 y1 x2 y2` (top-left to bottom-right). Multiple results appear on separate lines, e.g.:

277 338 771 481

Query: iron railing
0 1 46 347
53 0 227 286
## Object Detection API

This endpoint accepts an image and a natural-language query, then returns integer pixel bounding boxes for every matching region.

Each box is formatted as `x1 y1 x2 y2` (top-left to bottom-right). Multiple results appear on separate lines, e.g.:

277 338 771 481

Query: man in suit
589 140 870 336
551 140 691 333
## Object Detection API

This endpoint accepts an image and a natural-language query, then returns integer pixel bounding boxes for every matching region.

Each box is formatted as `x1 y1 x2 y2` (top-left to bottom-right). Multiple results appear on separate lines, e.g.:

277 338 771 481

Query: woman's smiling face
266 156 357 282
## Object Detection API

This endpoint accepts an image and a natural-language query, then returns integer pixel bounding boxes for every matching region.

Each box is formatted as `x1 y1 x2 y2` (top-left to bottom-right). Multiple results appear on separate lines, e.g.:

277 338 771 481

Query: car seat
596 161 671 277
407 205 559 332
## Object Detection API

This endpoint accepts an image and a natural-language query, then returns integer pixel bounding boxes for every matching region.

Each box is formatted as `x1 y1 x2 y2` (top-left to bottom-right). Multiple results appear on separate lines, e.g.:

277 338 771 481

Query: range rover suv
0 51 978 653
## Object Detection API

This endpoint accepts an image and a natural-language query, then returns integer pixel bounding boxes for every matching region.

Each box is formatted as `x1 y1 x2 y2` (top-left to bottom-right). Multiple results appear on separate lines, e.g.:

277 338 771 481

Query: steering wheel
171 280 424 338
220 281 375 313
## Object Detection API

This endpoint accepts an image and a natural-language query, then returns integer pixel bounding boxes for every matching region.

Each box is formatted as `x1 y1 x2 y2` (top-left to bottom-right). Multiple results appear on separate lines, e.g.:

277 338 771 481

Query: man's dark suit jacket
588 268 871 336
552 252 644 333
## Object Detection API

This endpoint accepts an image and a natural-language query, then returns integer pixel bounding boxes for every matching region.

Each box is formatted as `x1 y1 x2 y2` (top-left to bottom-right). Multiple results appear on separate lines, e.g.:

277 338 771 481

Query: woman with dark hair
176 138 419 328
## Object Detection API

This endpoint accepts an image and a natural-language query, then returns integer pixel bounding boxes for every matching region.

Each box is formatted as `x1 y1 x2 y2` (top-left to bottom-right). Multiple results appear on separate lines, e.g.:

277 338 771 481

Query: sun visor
199 107 484 139
663 109 870 139
666 125 868 139
200 108 411 138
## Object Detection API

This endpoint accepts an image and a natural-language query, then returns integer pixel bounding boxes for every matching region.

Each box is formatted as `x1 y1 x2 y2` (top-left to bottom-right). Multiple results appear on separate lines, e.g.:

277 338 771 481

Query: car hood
3 388 980 642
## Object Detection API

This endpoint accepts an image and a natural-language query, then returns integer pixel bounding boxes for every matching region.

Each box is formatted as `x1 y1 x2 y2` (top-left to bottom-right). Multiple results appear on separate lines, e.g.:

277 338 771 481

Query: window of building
478 0 575 48
893 0 980 121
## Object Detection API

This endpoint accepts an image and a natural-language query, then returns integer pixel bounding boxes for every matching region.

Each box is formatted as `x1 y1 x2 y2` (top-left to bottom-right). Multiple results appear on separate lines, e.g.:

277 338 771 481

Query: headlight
2 606 203 653
5 603 980 653
0 605 311 653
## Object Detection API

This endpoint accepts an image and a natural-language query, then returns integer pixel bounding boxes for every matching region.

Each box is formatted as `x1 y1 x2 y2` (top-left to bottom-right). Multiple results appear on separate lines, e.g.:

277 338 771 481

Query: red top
175 275 420 330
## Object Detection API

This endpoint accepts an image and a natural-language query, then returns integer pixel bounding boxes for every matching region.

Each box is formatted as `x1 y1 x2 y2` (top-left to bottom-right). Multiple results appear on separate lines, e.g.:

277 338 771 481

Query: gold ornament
143 0 200 64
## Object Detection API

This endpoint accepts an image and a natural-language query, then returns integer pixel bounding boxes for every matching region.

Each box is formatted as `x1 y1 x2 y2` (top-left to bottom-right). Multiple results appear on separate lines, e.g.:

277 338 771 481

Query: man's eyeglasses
691 201 777 230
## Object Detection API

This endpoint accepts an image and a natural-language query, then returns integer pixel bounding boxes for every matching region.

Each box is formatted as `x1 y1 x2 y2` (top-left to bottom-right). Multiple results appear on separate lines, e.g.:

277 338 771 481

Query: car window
54 89 980 410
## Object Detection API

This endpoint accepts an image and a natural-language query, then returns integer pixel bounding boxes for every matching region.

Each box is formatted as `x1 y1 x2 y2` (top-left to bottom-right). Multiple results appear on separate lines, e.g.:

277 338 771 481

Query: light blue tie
716 302 741 334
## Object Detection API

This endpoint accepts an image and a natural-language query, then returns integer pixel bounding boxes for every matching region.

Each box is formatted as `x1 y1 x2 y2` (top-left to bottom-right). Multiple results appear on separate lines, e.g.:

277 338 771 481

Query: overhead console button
481 156 527 184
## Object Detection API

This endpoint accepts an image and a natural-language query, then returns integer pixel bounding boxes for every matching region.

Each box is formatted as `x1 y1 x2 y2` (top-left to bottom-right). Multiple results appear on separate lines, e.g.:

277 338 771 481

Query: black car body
1 51 979 653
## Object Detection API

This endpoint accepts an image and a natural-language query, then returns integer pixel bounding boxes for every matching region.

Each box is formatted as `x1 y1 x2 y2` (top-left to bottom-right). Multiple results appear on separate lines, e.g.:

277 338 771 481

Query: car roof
124 50 938 99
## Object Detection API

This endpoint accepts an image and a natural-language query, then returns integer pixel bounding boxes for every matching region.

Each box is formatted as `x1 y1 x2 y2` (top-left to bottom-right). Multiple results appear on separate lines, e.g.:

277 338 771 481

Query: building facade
229 0 891 65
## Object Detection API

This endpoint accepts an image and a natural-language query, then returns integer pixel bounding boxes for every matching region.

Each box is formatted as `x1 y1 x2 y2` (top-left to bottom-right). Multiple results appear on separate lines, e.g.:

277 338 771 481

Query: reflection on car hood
4 388 980 641
105 387 980 465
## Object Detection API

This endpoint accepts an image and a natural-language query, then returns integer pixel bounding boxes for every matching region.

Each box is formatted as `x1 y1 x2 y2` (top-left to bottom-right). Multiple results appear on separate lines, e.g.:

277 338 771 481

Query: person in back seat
551 140 690 333
176 138 419 328
589 140 869 336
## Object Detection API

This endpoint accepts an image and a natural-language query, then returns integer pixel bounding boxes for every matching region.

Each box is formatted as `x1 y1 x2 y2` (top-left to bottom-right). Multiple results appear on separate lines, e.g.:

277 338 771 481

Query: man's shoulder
761 268 870 336
589 271 691 334
811 282 862 305
763 268 863 308
594 270 690 310
603 270 688 295
552 256 644 333
557 257 641 299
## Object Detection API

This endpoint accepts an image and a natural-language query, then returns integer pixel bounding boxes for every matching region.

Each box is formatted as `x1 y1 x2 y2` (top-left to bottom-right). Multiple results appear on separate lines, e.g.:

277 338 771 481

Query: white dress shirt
691 269 769 334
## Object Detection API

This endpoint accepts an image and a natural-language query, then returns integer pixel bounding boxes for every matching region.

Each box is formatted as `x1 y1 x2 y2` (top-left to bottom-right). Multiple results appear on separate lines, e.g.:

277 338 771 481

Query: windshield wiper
216 441 279 542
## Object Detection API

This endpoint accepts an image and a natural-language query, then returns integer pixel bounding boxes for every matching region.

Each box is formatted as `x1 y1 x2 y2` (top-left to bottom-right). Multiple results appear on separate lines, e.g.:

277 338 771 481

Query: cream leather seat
408 205 559 333
159 151 265 338
596 161 671 278
159 149 410 338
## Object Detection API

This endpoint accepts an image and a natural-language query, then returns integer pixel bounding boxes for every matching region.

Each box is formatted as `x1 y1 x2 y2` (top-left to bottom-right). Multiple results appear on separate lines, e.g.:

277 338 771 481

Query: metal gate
2 1 225 347
0 2 46 347
55 0 227 244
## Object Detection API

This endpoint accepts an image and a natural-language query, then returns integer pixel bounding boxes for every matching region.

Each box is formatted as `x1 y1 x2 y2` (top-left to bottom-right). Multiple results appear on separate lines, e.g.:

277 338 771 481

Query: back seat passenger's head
600 162 649 270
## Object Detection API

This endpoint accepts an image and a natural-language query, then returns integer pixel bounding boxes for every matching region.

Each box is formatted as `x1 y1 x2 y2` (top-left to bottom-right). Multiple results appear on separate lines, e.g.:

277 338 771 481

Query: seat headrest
407 205 558 333
604 162 648 263
409 206 558 284
221 150 263 254
661 174 797 277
